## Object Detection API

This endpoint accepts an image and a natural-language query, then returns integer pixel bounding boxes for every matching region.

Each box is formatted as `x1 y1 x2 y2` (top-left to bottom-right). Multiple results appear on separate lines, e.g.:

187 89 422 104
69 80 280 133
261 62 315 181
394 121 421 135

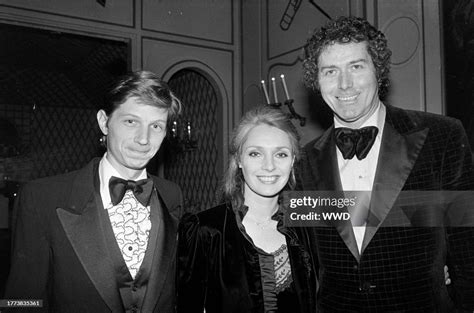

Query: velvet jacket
4 158 183 313
177 203 317 313
296 105 474 312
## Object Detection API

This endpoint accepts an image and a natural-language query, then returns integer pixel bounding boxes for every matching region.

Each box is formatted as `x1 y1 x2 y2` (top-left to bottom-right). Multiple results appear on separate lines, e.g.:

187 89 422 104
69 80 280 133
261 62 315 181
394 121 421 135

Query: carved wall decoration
382 16 420 66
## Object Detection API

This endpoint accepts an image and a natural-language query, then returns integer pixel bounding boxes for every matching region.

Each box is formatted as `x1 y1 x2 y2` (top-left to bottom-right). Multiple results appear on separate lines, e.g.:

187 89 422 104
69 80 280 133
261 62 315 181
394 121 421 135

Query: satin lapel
313 127 360 261
361 121 429 254
143 181 179 312
56 160 123 312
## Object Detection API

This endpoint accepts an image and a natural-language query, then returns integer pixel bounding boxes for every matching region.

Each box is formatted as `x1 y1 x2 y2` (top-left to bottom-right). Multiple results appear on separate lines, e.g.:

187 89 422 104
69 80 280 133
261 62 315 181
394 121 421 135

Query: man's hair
222 106 301 209
303 16 392 99
103 70 181 120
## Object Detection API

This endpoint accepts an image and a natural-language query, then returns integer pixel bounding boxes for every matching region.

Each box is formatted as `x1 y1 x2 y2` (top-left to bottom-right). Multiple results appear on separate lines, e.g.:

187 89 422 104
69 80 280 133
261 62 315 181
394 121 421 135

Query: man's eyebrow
116 112 140 118
319 58 368 71
115 113 167 123
349 58 368 64
319 65 339 72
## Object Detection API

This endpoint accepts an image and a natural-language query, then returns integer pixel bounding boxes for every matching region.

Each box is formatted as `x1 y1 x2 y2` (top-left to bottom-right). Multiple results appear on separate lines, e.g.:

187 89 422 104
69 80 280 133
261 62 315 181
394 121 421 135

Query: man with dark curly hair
297 16 474 312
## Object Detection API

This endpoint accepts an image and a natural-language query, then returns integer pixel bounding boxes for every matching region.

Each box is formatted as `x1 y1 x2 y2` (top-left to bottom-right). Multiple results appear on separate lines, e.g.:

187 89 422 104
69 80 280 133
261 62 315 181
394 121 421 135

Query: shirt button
132 285 138 291
360 281 375 293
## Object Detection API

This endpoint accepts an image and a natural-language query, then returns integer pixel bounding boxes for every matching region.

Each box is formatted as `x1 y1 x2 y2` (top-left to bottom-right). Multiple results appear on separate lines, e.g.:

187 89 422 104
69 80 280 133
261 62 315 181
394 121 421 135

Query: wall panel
142 38 232 104
376 0 443 113
142 0 233 44
1 0 134 27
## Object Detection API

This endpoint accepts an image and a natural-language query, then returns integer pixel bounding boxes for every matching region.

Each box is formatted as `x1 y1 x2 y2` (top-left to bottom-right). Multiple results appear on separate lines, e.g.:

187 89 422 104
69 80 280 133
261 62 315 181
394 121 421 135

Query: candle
280 74 290 100
261 80 270 104
172 121 178 138
187 121 192 141
271 77 278 103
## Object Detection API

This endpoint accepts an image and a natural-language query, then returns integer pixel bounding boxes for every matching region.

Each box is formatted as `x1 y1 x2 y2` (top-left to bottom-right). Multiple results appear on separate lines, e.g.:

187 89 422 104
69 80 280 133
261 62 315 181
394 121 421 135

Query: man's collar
98 153 147 209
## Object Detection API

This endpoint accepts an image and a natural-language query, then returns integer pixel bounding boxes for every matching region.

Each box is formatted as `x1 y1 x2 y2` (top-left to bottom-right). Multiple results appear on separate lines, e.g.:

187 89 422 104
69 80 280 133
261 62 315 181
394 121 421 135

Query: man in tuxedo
297 16 474 312
4 71 183 312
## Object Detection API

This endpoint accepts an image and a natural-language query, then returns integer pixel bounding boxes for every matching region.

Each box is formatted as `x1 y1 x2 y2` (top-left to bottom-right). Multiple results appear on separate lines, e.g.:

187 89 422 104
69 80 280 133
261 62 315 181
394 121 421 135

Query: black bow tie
109 176 154 206
334 126 379 160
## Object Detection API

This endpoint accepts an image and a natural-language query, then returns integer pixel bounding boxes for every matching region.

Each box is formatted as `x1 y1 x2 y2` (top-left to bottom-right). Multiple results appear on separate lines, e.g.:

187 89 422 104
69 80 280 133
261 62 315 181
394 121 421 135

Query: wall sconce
261 74 306 126
167 119 198 152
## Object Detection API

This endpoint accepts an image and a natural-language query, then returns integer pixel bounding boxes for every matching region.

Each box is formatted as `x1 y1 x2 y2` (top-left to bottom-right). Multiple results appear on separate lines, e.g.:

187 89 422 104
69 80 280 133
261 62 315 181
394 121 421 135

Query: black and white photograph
1 1 473 312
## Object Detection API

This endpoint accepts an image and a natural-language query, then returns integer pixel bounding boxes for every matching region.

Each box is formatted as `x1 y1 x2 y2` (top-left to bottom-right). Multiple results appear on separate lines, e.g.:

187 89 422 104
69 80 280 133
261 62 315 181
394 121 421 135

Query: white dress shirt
98 153 151 278
334 102 386 253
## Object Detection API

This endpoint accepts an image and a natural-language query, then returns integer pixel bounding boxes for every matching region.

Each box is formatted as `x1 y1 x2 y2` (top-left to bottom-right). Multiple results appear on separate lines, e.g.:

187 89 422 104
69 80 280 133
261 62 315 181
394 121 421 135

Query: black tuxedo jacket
4 158 183 313
297 105 474 312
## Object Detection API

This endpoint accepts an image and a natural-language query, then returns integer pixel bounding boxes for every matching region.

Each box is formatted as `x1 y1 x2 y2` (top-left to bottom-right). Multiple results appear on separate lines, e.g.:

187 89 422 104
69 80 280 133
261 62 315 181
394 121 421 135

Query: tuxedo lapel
361 112 429 253
142 179 179 312
56 159 123 312
311 126 342 191
312 127 361 261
